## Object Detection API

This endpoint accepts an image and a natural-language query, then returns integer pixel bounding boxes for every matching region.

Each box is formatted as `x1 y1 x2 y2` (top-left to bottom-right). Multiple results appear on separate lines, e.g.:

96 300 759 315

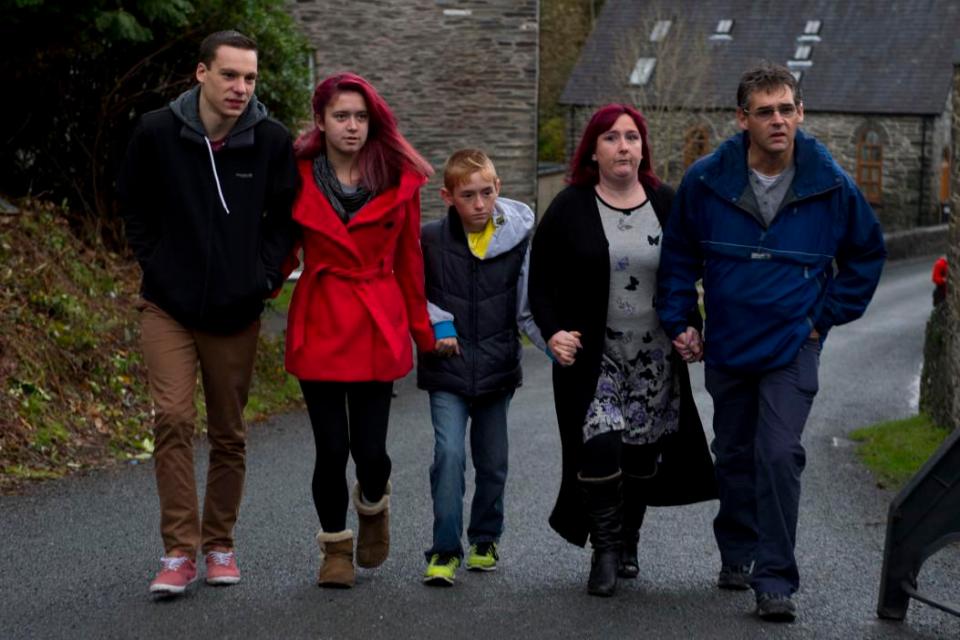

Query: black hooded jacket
118 86 298 333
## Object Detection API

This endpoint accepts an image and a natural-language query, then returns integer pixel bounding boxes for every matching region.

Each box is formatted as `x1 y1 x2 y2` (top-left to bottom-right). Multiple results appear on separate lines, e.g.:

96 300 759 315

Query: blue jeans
425 389 513 560
705 337 821 596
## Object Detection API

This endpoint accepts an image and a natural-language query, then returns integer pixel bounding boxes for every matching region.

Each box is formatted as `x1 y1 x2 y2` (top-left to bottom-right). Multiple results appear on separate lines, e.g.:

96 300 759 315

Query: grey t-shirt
749 164 795 226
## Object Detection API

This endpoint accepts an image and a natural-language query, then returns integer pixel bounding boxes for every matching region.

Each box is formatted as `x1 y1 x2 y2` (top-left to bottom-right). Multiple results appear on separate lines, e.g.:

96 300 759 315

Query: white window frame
650 20 672 42
629 58 657 86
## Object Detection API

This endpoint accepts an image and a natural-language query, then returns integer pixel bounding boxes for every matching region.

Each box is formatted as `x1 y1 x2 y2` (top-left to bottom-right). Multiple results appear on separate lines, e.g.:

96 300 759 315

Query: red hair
567 104 662 191
294 72 433 192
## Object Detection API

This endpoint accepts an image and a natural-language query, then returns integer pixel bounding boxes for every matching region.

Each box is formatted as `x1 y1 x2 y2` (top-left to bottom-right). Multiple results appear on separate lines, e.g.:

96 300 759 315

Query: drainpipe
918 117 930 226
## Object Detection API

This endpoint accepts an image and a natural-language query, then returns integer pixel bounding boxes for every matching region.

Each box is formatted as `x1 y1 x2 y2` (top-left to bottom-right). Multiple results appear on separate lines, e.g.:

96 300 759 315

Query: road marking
909 362 921 412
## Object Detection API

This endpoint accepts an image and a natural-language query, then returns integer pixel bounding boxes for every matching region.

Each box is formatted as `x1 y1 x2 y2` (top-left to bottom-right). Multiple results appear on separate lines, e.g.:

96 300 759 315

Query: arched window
856 129 883 204
683 125 710 168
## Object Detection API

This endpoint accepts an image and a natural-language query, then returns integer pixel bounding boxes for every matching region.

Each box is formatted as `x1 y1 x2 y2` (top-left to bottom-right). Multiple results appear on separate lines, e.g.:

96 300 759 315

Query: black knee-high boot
579 471 622 597
618 475 647 579
618 443 658 579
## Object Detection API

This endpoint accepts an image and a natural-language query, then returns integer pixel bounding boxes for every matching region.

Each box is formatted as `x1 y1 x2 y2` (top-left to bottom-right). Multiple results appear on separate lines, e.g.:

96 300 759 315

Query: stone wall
804 111 947 230
290 0 539 218
537 165 565 218
569 105 947 231
920 64 960 431
948 76 960 430
942 63 960 429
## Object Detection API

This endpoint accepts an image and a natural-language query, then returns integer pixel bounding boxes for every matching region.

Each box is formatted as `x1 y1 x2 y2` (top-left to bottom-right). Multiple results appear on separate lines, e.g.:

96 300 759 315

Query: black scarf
312 154 373 224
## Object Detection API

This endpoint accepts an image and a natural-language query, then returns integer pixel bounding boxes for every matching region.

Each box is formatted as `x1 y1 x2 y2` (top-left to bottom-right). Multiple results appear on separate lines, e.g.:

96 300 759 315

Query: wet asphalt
1 255 958 639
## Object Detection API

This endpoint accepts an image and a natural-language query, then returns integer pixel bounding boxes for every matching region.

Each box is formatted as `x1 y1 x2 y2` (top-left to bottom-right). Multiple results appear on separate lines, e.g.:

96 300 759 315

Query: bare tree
582 5 718 184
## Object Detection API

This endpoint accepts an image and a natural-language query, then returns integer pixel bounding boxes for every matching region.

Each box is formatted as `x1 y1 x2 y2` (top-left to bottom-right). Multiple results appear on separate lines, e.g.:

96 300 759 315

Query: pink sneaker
205 550 241 585
149 556 197 595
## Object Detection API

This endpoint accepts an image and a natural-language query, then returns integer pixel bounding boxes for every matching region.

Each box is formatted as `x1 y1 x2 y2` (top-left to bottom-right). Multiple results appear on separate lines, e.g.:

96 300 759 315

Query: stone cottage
559 0 960 231
289 0 539 217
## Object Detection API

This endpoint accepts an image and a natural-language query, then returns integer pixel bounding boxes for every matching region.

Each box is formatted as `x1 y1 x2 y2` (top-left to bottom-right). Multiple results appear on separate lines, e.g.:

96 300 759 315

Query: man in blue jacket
657 63 885 622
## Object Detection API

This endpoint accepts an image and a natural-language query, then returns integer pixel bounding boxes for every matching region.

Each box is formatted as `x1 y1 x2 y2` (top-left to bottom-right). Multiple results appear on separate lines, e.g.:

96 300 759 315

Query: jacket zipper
471 256 478 395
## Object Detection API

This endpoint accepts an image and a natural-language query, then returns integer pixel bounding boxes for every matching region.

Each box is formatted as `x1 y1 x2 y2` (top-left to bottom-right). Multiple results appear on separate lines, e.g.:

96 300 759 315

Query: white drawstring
203 136 231 214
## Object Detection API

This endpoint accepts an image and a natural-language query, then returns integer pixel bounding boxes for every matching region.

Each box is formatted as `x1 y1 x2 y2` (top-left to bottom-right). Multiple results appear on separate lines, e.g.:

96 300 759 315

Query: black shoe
756 592 797 622
588 549 619 597
617 532 639 579
717 563 753 591
617 548 639 579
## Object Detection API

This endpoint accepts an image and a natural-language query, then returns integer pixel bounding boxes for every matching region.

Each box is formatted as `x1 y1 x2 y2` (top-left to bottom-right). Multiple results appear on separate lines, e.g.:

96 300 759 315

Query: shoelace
159 556 189 571
207 551 234 567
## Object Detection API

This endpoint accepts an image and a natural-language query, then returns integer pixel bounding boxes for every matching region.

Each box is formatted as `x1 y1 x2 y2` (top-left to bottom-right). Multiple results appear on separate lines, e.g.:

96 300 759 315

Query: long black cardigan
529 183 717 547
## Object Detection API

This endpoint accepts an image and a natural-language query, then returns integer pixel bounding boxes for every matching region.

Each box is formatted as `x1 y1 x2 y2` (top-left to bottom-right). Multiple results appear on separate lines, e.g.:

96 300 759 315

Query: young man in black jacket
118 30 298 596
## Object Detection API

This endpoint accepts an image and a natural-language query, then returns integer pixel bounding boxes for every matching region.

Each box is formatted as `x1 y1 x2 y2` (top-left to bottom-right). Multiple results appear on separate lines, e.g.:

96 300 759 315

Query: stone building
559 0 960 231
289 0 539 217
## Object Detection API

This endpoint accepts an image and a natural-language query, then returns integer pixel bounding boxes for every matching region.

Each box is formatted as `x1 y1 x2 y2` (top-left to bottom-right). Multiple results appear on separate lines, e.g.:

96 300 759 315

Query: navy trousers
704 337 821 595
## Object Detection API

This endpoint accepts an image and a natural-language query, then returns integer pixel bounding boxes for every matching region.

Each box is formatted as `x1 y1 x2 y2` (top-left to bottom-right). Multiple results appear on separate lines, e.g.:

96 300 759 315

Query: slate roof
560 0 960 115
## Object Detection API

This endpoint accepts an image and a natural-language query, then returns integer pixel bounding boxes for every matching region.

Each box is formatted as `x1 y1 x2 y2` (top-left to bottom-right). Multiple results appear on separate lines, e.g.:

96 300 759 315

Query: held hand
548 330 582 366
672 326 703 363
434 337 461 357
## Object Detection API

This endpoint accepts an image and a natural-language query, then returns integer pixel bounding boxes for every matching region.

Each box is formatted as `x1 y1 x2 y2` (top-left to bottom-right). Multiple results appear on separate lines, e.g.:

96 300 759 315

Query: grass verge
849 413 951 490
0 201 302 493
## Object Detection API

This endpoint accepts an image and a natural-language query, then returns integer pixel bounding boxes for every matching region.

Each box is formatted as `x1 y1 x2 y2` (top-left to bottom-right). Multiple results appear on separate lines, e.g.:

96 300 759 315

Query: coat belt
291 260 406 363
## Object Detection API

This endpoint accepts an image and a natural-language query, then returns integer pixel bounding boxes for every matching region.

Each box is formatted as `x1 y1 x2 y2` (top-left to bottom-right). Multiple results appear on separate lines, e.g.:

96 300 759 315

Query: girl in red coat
287 73 435 588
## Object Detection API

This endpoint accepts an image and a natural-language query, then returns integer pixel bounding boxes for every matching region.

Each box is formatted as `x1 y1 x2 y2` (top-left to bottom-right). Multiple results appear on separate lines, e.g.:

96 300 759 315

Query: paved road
2 256 957 639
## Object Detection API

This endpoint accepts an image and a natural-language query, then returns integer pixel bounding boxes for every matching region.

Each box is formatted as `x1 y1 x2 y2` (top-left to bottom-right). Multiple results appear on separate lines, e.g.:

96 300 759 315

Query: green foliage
0 0 310 248
849 414 951 489
539 0 603 162
265 281 296 313
4 465 62 481
1 201 303 491
245 333 303 421
95 9 154 41
538 115 567 164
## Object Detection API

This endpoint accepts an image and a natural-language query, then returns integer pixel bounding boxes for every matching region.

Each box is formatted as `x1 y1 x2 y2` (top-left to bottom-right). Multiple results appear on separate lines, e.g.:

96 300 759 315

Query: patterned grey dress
582 196 680 445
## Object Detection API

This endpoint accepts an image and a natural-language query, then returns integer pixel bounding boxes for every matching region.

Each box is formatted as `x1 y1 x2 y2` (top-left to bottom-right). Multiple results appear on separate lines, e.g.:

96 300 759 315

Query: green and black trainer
465 542 499 572
423 553 460 586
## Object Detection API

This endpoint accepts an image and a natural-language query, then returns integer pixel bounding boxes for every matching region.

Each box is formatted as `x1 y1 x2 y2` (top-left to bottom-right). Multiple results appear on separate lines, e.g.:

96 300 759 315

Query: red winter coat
285 161 435 381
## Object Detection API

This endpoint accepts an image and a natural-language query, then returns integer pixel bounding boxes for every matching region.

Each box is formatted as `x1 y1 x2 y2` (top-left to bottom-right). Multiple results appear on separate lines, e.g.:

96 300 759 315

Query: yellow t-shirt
467 217 496 259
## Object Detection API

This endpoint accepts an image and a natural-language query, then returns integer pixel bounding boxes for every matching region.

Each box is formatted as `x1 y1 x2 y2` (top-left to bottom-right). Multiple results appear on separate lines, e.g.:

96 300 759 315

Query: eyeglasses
742 104 799 120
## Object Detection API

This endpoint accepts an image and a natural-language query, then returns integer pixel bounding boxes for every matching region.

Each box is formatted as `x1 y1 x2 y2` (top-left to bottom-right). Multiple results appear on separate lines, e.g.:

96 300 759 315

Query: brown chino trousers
139 301 260 557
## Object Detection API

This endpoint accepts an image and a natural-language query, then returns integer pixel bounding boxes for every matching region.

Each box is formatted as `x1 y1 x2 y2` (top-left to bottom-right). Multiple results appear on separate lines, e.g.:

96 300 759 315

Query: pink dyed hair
567 104 662 191
294 72 433 192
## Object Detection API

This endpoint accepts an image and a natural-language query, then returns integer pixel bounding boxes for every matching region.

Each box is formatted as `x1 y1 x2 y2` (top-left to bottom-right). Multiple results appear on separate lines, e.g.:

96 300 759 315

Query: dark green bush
0 0 311 249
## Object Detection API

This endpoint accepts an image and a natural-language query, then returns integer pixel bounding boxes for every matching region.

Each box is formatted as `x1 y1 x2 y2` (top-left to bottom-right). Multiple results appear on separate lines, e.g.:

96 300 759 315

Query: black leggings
300 380 394 532
580 431 660 479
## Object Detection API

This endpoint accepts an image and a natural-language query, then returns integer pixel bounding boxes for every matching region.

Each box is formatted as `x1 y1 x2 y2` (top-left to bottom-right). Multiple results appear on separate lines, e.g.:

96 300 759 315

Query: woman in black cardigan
529 104 715 597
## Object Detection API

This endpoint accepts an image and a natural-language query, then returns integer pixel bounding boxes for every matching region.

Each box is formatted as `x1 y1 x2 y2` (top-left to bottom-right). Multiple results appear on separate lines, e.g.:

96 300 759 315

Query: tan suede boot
316 530 355 588
352 481 391 568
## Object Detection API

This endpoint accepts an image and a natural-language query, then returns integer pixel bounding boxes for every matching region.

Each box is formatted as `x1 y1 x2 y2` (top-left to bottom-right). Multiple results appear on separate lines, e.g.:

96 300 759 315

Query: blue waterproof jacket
657 130 886 373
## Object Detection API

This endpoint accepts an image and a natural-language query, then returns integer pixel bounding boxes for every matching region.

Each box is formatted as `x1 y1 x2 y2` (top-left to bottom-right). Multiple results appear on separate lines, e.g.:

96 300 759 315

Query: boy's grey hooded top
417 198 545 397
118 86 298 333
